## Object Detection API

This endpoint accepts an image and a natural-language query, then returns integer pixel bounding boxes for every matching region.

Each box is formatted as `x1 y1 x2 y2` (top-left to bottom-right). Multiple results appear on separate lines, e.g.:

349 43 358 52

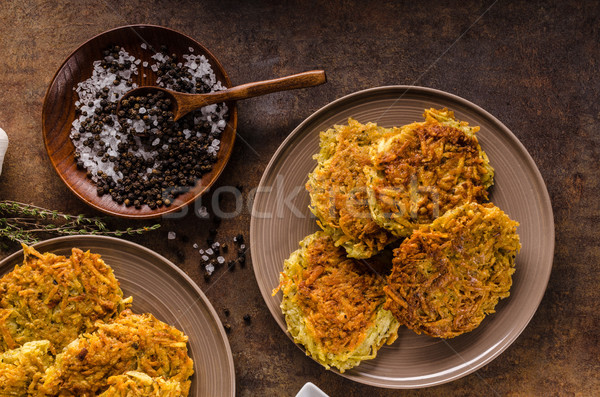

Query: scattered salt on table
205 263 214 275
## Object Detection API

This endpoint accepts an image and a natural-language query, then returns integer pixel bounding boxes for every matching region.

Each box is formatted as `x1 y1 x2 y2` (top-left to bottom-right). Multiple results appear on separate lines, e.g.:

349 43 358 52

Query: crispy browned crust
306 119 396 258
293 233 388 354
0 246 128 354
367 109 493 237
384 202 520 338
36 310 193 396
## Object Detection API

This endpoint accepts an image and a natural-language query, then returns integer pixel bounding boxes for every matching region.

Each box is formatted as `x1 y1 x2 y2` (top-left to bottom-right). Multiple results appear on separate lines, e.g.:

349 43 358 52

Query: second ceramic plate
0 236 235 396
250 86 554 388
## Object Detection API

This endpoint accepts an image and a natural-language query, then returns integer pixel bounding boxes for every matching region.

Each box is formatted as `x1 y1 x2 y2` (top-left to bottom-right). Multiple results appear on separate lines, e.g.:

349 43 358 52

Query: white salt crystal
197 206 209 218
205 263 214 275
206 248 214 255
139 107 146 114
167 231 176 240
202 255 209 261
199 249 204 254
141 43 147 49
193 243 198 249
217 256 225 264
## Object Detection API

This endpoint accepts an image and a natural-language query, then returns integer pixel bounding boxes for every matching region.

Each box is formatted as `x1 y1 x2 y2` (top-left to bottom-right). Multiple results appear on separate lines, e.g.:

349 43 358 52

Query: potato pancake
384 202 520 338
0 340 53 396
99 371 185 396
306 118 397 259
365 108 494 237
276 231 399 373
0 245 130 353
35 309 193 396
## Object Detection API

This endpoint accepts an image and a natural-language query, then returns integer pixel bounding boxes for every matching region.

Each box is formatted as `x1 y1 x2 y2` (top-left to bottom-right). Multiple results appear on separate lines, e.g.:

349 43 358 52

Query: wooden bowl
42 25 237 219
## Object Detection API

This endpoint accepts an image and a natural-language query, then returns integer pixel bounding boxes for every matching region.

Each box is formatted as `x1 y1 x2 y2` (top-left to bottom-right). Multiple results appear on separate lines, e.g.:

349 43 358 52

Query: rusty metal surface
0 1 598 395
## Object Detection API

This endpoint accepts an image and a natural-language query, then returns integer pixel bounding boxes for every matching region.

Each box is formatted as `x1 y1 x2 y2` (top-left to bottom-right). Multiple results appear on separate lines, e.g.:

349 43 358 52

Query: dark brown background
0 1 598 396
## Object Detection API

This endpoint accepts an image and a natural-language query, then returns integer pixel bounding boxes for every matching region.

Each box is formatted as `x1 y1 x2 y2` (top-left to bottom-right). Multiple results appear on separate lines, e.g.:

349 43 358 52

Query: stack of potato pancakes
0 246 193 396
275 109 520 373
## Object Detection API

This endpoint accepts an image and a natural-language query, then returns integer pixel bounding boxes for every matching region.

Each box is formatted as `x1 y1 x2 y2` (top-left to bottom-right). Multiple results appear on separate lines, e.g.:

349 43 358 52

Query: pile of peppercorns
115 90 221 209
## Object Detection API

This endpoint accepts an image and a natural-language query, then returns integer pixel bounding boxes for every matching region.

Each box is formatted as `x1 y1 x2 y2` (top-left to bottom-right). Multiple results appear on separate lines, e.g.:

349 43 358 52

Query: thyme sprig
0 200 160 245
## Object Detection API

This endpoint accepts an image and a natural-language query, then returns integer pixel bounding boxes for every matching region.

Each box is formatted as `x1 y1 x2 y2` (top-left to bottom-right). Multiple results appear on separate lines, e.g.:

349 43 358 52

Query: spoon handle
178 70 326 113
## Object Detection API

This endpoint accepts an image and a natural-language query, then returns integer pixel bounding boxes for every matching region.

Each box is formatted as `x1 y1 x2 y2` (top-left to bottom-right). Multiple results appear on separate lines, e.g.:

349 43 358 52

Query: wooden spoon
118 70 326 122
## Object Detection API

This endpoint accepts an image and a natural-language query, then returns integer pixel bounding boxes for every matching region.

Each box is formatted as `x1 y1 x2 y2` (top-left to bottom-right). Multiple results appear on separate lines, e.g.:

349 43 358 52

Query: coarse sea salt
197 206 209 218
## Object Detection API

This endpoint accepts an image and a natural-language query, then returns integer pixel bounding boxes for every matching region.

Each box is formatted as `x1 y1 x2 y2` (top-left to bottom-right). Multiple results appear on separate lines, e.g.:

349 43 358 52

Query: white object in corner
295 382 329 397
0 127 7 176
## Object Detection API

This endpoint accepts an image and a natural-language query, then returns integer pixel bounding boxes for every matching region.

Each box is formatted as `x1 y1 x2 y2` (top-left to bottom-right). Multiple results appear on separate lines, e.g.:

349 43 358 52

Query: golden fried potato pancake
384 202 520 338
0 340 53 396
276 231 399 372
0 245 130 353
99 371 185 397
365 108 494 237
36 310 193 396
306 118 397 259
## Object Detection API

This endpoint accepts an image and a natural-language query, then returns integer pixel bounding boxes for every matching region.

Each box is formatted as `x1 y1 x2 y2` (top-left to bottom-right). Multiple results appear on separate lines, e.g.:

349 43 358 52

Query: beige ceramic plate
0 236 235 396
250 86 554 388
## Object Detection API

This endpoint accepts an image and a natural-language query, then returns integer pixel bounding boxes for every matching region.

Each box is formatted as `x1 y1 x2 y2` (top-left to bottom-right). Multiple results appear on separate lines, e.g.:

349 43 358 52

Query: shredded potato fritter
0 245 130 354
0 246 194 396
366 108 494 237
306 119 397 258
384 202 521 338
36 309 193 396
276 232 399 372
